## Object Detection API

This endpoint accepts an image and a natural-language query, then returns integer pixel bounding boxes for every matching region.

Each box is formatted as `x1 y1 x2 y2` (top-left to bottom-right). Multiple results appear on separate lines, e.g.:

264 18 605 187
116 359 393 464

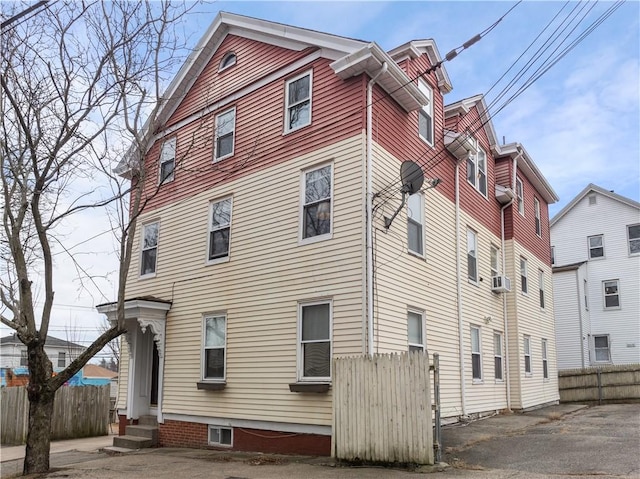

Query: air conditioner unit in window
492 275 512 293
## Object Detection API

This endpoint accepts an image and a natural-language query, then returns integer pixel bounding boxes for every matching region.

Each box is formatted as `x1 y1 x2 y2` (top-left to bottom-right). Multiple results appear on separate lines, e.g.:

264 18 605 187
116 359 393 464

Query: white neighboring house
550 184 640 369
0 333 85 369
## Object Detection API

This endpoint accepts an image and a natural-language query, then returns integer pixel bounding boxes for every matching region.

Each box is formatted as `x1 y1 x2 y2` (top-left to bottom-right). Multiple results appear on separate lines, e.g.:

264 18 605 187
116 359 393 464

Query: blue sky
2 1 638 354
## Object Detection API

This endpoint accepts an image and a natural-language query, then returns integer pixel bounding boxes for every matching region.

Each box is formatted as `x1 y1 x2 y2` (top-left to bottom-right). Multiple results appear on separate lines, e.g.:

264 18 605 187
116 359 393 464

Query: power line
1 0 52 31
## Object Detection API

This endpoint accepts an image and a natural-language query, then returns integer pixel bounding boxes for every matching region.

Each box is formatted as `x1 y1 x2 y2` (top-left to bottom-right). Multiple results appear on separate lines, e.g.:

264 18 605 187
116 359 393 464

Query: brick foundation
158 419 331 456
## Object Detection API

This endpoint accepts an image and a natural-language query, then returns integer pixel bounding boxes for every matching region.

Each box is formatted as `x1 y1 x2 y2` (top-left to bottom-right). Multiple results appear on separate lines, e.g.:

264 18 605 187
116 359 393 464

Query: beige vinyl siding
121 135 366 426
116 337 129 410
505 240 559 409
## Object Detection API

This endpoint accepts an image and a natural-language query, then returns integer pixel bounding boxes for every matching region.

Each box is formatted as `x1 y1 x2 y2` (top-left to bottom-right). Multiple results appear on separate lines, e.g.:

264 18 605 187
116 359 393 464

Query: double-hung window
159 137 176 184
534 198 541 237
285 71 312 132
214 108 235 161
523 335 532 375
593 335 611 362
466 139 487 197
627 224 640 255
467 228 478 283
588 234 604 259
203 314 226 380
493 332 503 381
490 244 499 278
408 310 425 353
407 193 424 256
603 280 620 309
539 270 545 309
302 164 332 241
299 301 331 381
471 326 482 381
418 79 433 146
140 222 159 277
541 339 549 379
520 257 528 294
20 350 27 366
57 352 66 368
516 177 524 216
208 197 232 262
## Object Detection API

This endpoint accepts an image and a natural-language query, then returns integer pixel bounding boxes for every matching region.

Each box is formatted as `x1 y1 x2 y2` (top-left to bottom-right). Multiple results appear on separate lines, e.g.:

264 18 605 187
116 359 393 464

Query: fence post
431 353 441 463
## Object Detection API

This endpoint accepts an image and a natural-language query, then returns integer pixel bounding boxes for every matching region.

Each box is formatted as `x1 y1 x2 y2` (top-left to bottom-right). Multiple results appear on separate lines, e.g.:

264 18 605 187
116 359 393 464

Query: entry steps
105 415 158 453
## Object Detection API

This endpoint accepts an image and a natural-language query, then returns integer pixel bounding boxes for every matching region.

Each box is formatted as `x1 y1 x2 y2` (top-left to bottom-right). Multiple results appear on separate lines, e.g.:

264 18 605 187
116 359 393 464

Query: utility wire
1 0 52 32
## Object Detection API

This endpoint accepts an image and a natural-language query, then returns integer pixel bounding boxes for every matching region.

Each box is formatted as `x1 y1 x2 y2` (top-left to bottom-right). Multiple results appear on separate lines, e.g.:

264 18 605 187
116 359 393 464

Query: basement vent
209 426 233 447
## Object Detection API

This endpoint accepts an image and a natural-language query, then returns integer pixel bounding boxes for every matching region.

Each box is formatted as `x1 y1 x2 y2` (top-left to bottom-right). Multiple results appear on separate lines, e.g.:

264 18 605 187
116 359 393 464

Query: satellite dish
400 161 424 195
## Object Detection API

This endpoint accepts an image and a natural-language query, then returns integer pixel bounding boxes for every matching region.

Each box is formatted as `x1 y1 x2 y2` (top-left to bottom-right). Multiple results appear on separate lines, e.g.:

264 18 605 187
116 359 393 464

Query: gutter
366 62 387 358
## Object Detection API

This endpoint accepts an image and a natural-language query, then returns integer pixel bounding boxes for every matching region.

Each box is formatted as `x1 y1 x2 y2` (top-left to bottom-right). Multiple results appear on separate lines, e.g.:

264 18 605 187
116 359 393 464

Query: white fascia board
388 39 453 94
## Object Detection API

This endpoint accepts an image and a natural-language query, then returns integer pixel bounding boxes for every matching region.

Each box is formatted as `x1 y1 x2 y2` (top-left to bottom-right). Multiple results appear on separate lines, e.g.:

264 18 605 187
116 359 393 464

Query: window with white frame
20 350 27 366
159 137 176 184
407 310 425 353
534 197 541 237
523 335 532 375
588 234 604 259
551 246 556 265
516 177 524 216
466 138 487 197
285 71 312 132
203 314 226 380
467 228 478 282
140 222 159 277
541 339 549 379
493 332 503 381
520 257 528 294
57 352 65 368
214 108 235 161
539 269 545 309
490 244 500 278
627 224 640 255
407 193 424 256
208 197 232 262
593 335 611 362
208 425 232 446
418 78 433 146
218 51 236 71
299 301 331 380
471 325 482 381
603 280 620 309
302 164 332 240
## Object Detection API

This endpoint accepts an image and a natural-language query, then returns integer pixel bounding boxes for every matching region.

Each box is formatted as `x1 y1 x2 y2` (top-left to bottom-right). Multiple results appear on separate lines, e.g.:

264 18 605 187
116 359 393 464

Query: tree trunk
23 342 55 475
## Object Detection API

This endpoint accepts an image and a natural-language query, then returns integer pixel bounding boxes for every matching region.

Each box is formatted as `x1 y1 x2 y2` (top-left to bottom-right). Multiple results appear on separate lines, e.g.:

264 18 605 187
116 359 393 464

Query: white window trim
139 221 160 279
551 246 556 265
627 224 640 256
466 138 488 199
417 78 434 147
407 192 425 258
218 51 236 72
520 257 528 295
201 313 227 382
206 196 232 265
467 228 478 284
539 269 545 311
592 334 612 363
213 107 236 162
493 332 503 382
297 299 332 383
516 177 524 216
534 197 541 237
490 244 500 278
602 279 621 310
158 137 176 185
284 70 312 134
541 338 549 380
57 351 66 368
524 335 532 376
299 162 333 245
471 325 482 382
208 425 233 447
407 309 426 352
588 234 605 260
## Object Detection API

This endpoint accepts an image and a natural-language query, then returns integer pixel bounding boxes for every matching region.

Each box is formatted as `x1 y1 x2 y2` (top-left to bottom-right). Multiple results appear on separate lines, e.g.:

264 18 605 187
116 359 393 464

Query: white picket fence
333 352 434 465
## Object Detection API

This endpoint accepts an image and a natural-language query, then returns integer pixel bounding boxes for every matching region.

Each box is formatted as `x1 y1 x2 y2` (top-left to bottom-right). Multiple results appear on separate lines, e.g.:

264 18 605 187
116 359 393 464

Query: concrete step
138 415 158 427
126 424 158 443
103 446 140 455
113 435 153 449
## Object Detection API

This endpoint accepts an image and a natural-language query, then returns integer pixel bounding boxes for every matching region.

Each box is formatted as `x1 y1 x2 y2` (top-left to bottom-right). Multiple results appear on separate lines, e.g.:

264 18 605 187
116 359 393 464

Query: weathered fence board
558 364 640 404
333 352 433 465
1 385 109 445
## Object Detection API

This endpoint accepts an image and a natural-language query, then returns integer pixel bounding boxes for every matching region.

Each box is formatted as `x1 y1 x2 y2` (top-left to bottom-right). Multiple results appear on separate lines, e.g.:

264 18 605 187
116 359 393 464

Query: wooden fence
1 385 110 445
558 364 640 404
333 352 434 465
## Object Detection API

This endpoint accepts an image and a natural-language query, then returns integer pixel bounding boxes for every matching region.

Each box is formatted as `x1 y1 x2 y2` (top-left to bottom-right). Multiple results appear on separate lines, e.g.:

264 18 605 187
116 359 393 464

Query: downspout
455 159 466 416
366 62 387 358
501 151 521 411
575 269 585 368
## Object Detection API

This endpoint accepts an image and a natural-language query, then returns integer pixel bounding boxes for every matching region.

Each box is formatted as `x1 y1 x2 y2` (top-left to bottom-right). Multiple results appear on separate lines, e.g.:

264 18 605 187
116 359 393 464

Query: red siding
140 54 366 212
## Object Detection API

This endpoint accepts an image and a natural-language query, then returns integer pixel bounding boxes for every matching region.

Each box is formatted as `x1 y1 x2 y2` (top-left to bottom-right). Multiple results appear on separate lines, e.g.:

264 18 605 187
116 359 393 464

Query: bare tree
0 1 195 474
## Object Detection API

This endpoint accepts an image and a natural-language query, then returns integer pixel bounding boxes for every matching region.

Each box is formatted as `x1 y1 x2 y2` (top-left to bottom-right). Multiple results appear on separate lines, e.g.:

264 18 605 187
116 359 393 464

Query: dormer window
219 52 236 72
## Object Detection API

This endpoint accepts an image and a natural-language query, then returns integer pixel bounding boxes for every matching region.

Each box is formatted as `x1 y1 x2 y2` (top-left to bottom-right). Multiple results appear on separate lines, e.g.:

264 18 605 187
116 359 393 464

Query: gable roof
83 364 118 379
550 183 640 227
0 333 84 349
444 94 499 148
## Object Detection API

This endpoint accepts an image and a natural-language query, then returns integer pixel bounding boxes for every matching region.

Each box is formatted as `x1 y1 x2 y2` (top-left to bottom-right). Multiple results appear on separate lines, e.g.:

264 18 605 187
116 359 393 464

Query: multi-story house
551 184 640 369
97 12 559 455
0 333 85 369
